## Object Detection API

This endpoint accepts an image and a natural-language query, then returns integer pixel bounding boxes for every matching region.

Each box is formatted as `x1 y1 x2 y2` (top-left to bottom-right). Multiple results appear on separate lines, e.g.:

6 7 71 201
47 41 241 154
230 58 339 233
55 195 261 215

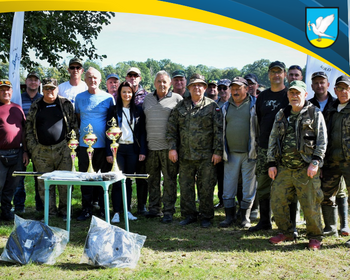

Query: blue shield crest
306 7 338 48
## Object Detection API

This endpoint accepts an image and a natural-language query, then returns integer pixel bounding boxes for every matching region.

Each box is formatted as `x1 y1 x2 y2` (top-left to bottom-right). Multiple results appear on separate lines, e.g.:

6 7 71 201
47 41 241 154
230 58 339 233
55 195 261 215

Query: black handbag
0 153 19 167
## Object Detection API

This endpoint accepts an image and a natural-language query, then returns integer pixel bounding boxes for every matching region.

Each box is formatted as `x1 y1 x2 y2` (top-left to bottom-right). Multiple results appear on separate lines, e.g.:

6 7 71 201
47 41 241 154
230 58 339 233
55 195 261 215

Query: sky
61 12 308 71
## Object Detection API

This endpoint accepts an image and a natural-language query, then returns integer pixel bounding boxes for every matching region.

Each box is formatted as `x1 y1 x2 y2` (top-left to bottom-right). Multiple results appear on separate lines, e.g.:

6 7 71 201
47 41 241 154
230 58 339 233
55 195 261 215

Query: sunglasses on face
127 73 139 78
218 86 228 91
69 66 82 70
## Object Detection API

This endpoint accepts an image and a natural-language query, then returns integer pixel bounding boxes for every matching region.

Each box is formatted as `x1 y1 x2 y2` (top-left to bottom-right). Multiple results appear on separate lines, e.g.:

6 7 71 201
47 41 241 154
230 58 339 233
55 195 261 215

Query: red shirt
0 102 26 149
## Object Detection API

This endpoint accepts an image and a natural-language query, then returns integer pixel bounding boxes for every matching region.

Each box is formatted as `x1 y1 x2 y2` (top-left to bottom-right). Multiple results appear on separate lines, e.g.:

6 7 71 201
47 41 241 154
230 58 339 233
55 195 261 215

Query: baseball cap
42 78 58 88
69 57 83 67
244 74 258 84
335 75 350 86
26 72 40 80
126 67 141 76
311 71 328 80
207 79 218 86
230 77 248 86
289 80 307 94
106 73 120 81
172 70 186 79
187 73 207 88
269 61 286 71
217 79 231 87
0 79 12 88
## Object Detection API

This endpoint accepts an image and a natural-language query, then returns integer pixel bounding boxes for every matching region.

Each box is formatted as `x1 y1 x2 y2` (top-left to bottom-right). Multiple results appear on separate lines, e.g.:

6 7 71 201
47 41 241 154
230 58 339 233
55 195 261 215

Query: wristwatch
312 160 319 166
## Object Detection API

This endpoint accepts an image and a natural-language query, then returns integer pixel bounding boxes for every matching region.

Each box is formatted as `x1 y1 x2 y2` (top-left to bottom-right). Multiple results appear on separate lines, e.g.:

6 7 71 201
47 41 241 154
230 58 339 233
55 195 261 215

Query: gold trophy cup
67 130 79 172
83 124 98 173
106 117 122 172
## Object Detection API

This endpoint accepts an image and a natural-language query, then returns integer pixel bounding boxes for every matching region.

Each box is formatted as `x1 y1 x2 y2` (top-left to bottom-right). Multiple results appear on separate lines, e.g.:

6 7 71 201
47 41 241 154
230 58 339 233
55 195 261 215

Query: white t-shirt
120 108 134 143
58 81 88 105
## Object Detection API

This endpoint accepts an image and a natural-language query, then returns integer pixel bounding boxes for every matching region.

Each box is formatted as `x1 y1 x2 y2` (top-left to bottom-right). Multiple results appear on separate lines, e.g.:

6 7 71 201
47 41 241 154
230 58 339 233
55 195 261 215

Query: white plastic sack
1 215 68 265
81 216 146 268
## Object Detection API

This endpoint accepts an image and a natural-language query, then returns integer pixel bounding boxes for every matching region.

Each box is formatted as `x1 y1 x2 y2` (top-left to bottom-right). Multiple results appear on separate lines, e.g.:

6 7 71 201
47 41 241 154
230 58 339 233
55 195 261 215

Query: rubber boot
240 208 251 228
337 197 350 236
219 207 236 228
249 199 272 232
322 205 339 237
289 201 298 238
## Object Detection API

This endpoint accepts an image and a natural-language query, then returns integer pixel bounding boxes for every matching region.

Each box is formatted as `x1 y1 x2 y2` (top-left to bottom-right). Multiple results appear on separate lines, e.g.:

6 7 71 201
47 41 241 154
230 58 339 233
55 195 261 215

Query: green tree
0 11 115 71
241 59 271 87
221 68 241 80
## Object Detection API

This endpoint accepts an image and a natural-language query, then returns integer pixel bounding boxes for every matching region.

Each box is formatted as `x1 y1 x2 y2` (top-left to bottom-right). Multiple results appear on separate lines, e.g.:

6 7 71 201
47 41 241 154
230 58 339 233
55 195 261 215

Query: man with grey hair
75 67 115 221
142 70 183 223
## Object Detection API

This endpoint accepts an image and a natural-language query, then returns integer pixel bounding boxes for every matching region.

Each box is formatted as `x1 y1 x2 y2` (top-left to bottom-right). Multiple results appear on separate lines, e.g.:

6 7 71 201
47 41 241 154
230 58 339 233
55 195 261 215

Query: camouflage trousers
256 147 272 200
31 140 71 215
179 158 217 219
146 149 178 215
271 166 323 241
321 160 350 206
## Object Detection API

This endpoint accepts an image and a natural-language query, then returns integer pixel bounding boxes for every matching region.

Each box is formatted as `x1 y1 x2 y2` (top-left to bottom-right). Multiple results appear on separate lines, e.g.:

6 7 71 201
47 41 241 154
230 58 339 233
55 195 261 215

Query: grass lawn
1 162 350 279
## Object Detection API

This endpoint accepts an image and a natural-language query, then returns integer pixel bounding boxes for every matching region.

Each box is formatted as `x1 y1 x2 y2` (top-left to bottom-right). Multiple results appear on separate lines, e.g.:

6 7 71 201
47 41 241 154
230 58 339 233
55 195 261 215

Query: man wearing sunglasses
321 75 350 247
58 57 87 105
287 65 304 84
216 79 231 108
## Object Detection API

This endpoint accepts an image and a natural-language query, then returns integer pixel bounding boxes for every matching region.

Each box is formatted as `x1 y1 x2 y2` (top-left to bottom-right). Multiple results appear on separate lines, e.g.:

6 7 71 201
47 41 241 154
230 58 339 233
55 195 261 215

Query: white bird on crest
308 14 335 42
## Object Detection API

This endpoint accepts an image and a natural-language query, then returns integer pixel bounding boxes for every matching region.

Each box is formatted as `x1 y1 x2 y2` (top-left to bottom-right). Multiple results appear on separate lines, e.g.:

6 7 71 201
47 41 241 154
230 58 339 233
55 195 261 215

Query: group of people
1 58 350 250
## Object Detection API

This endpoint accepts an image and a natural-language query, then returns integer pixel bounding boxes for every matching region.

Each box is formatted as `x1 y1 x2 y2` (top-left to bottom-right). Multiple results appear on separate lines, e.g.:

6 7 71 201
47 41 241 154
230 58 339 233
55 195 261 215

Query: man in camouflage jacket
26 78 78 219
166 73 223 228
267 80 327 250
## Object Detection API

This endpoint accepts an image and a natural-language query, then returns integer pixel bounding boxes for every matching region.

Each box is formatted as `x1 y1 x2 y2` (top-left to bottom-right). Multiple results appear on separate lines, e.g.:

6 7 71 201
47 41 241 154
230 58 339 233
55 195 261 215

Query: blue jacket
221 95 258 161
106 105 147 157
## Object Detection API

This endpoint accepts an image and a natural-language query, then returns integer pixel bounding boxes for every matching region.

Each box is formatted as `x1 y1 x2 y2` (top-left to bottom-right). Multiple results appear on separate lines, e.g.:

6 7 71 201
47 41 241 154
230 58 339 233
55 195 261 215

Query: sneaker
308 239 321 250
77 210 91 221
269 233 294 244
128 211 137 221
111 213 120 223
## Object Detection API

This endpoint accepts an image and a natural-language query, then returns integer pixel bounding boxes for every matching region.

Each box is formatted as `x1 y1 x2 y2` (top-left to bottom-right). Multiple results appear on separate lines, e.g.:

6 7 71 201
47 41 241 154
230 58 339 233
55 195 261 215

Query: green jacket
166 96 223 161
267 101 327 167
26 95 79 154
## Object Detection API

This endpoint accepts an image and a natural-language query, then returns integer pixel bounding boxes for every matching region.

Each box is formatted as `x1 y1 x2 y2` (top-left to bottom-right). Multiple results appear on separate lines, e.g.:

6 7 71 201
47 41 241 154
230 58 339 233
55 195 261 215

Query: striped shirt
143 91 182 150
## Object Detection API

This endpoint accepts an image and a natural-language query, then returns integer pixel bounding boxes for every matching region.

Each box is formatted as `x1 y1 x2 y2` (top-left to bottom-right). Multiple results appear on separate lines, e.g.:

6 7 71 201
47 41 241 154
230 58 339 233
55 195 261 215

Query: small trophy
83 124 98 173
106 117 122 172
67 130 79 172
